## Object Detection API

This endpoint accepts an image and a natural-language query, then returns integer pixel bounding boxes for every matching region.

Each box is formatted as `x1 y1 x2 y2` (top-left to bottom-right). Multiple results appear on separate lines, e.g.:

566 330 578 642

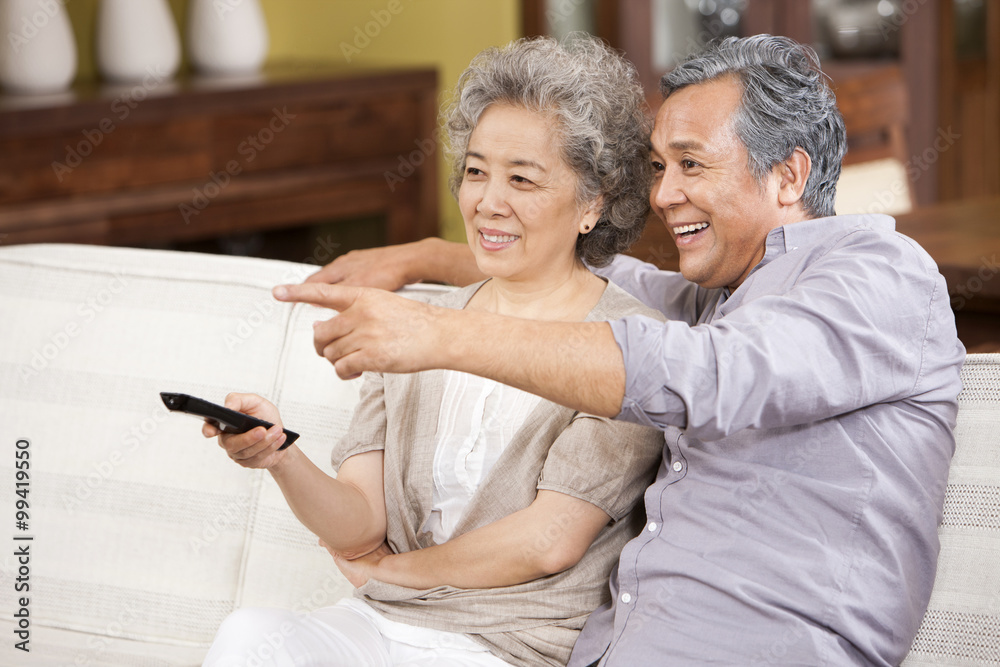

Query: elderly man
274 35 964 665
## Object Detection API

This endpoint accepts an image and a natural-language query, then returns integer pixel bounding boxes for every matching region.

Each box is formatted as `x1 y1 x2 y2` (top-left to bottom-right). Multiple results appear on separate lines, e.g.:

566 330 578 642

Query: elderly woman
201 35 663 667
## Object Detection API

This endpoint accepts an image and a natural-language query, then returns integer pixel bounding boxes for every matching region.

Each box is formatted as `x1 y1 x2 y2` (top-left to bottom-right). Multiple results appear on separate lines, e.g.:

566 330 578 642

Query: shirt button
647 522 657 532
621 593 632 604
672 461 683 472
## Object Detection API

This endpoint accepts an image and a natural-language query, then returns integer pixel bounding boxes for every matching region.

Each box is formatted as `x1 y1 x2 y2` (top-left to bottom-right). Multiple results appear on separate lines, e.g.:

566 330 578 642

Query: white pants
202 598 511 667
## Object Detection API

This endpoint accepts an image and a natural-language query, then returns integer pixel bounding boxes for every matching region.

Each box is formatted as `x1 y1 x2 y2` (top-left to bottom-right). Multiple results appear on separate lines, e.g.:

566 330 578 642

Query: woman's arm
269 447 387 559
331 407 663 590
332 489 611 589
205 392 387 558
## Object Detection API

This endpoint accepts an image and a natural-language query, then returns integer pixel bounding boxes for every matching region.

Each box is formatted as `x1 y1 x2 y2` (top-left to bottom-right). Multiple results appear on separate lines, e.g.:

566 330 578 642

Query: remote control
160 392 298 449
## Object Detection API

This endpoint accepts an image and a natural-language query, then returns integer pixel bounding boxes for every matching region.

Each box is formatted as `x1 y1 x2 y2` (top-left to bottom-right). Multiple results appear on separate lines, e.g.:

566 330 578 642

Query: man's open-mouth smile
671 222 710 246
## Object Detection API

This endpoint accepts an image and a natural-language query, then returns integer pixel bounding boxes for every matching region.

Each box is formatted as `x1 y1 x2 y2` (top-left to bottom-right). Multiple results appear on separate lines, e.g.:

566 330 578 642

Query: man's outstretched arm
303 237 487 291
273 283 627 418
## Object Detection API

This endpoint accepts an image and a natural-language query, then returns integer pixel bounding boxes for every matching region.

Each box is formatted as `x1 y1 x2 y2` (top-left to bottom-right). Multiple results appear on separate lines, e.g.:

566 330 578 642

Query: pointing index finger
273 283 361 311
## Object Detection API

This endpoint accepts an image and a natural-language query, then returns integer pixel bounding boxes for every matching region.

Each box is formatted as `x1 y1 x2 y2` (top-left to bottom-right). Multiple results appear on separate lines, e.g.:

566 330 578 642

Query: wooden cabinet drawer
0 66 439 249
212 93 423 174
0 118 212 204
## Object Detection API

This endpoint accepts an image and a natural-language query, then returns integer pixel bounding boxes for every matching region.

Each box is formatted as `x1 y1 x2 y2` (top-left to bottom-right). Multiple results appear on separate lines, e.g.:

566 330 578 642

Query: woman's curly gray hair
444 34 651 267
661 34 847 218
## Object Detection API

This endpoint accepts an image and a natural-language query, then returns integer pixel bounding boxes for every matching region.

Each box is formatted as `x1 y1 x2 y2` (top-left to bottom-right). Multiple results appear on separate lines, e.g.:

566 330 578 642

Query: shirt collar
722 214 897 298
738 214 897 291
779 213 896 254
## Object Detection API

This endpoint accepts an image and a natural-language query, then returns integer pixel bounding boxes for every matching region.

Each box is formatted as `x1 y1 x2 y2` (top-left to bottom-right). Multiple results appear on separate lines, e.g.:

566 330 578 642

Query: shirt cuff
608 314 687 431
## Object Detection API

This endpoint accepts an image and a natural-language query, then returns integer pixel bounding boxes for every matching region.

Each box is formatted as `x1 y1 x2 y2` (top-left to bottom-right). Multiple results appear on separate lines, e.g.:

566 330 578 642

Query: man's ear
776 147 811 208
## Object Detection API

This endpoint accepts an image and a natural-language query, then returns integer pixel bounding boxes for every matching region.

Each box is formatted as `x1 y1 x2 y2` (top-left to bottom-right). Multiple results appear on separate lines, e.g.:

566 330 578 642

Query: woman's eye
681 159 699 169
511 175 533 185
651 160 665 173
466 167 483 176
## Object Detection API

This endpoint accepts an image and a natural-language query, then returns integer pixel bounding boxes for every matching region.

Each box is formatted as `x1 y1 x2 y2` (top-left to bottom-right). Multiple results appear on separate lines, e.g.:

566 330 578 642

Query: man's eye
651 160 665 173
681 159 699 169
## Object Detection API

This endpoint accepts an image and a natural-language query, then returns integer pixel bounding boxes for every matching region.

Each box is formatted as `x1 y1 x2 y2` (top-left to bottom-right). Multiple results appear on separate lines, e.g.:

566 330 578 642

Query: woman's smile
478 228 521 251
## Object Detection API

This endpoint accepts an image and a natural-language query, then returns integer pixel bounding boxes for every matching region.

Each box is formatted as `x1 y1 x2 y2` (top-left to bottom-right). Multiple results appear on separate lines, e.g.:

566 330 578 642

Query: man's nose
651 171 686 211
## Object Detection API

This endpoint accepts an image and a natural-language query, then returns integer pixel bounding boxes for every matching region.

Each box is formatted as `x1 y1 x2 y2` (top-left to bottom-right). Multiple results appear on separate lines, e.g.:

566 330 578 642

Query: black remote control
160 392 299 449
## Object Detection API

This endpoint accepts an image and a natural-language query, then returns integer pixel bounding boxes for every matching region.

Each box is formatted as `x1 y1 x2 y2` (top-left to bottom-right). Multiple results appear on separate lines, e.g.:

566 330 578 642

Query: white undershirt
422 370 543 544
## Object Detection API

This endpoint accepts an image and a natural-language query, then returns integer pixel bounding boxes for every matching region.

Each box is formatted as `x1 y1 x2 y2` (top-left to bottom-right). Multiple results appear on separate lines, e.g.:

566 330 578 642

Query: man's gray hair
445 35 651 267
662 34 847 218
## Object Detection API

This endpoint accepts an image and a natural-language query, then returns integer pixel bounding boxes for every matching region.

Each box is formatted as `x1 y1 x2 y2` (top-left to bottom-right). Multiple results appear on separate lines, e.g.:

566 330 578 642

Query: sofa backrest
902 354 1000 665
0 243 447 650
1 244 998 662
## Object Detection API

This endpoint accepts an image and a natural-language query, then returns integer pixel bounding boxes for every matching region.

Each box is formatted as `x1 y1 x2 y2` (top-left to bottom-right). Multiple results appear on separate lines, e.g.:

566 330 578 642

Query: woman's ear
579 196 603 235
777 147 811 208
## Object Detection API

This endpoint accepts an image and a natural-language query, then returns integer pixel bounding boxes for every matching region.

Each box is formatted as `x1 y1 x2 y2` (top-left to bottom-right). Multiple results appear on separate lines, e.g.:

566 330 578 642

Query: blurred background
0 0 997 347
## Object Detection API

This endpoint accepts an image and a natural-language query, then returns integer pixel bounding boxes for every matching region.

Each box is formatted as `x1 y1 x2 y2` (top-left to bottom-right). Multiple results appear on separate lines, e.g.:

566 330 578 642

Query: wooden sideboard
895 196 1000 352
0 64 438 254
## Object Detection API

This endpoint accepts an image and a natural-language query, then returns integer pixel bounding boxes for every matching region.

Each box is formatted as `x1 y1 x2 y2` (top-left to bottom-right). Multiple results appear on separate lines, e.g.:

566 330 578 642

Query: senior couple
202 33 964 667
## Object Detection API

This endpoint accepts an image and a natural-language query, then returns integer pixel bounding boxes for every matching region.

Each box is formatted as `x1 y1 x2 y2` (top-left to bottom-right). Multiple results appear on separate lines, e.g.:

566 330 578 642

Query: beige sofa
0 244 997 666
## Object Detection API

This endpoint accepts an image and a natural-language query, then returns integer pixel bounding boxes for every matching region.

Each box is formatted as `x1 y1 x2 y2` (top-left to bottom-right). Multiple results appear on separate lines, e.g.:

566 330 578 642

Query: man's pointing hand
273 283 448 380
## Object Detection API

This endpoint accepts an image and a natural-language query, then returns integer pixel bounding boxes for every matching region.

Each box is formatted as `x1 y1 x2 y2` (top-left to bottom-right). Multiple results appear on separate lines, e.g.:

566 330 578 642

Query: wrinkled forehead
649 78 744 156
467 104 564 163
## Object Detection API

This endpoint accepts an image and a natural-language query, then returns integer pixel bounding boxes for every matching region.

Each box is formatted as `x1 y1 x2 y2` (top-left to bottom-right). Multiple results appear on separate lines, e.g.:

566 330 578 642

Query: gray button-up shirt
573 214 965 666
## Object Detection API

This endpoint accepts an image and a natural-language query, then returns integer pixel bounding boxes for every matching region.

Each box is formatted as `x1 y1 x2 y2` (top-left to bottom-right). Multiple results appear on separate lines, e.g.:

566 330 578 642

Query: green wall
63 0 522 242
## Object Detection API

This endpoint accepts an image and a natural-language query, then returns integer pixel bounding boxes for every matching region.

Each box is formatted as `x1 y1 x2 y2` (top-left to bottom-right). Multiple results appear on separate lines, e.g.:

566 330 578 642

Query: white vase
187 0 269 75
96 0 180 84
0 0 78 94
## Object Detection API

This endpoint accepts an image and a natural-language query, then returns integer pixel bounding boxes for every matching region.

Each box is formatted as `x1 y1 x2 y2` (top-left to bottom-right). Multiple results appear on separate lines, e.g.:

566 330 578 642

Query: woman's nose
477 180 511 217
